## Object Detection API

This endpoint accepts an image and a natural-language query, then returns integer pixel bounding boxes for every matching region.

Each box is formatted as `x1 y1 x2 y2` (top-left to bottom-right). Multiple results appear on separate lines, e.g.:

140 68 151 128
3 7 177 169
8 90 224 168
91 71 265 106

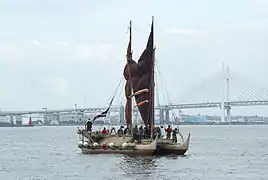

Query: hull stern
155 132 190 155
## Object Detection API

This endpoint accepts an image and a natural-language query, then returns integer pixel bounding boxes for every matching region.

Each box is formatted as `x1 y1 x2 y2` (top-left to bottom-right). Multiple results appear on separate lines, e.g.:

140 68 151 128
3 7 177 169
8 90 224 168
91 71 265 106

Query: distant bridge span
0 108 108 116
1 100 268 116
161 102 219 109
162 100 268 110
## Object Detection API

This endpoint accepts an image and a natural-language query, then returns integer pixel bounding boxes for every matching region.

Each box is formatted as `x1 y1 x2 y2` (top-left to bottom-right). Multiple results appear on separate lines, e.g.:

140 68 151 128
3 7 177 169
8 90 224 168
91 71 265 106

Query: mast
126 20 133 130
150 16 155 138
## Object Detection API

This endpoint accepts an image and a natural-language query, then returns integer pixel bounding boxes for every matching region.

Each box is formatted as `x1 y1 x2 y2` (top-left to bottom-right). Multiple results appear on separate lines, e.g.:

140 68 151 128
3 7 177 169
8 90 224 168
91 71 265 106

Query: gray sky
0 0 267 115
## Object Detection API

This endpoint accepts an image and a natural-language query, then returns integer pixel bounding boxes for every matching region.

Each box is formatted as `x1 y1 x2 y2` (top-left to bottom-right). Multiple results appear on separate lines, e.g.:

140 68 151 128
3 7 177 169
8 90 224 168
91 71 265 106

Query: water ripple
0 125 268 180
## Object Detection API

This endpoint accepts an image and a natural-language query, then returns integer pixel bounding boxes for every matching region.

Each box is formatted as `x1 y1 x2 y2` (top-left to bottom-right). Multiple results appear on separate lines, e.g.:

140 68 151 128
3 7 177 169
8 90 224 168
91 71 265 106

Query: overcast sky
0 0 267 115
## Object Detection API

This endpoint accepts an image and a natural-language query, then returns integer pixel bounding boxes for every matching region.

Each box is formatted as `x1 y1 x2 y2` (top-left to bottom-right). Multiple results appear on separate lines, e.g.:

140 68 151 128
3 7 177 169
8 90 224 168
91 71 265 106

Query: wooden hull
77 128 190 156
155 133 190 155
77 131 158 156
80 148 155 156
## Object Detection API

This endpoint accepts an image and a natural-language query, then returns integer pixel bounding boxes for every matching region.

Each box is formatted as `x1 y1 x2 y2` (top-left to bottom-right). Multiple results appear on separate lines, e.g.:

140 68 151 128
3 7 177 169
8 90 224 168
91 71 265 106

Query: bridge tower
226 64 231 123
164 109 170 123
221 63 226 123
159 108 164 124
221 63 231 123
119 105 124 124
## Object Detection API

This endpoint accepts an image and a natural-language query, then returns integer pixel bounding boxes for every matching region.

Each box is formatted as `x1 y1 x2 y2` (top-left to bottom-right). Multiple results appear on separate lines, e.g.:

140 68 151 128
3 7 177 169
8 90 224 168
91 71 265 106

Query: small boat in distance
28 117 34 127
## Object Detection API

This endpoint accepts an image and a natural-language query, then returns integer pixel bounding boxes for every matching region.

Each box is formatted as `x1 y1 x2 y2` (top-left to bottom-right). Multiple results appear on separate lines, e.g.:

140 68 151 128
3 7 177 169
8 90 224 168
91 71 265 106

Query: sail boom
128 88 149 98
134 100 149 107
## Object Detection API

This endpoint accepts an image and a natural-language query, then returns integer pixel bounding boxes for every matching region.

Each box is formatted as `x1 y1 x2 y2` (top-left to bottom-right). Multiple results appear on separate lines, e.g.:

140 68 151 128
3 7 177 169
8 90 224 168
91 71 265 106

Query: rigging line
155 68 161 106
155 61 182 138
155 65 167 108
155 63 183 141
156 63 168 108
118 80 124 105
155 69 167 126
155 61 167 104
155 61 177 119
93 77 123 126
155 62 172 123
105 77 124 105
155 61 172 104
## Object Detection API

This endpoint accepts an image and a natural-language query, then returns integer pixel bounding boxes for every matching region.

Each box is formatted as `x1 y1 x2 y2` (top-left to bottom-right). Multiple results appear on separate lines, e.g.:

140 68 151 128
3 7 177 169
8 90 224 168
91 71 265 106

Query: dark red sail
124 21 154 126
124 21 133 128
124 42 133 127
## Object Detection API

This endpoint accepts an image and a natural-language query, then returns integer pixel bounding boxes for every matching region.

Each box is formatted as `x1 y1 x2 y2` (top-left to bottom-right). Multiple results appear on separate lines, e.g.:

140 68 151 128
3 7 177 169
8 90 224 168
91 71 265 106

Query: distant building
58 113 83 122
0 116 10 123
179 114 209 123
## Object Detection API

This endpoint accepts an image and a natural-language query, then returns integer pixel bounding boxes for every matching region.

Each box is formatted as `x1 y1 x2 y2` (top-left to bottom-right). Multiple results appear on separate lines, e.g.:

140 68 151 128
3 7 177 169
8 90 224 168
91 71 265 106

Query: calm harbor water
0 125 267 180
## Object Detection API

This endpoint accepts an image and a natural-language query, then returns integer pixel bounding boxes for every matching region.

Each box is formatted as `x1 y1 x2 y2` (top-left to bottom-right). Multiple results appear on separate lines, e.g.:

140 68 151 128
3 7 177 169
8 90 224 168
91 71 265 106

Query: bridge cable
251 84 268 99
250 84 267 100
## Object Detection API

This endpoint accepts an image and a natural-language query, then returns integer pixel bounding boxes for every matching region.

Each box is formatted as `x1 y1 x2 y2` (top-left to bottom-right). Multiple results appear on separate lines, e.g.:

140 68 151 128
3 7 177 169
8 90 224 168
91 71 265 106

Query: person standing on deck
117 126 124 136
124 127 129 135
133 125 139 141
144 126 149 139
138 126 144 143
166 125 172 139
152 126 158 139
101 127 108 135
156 126 161 138
160 126 165 139
172 128 178 143
85 119 92 132
110 127 116 135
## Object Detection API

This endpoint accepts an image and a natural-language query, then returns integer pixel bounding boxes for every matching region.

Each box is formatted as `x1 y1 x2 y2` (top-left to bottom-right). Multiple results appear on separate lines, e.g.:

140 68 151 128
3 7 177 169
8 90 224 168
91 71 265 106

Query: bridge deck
1 100 268 116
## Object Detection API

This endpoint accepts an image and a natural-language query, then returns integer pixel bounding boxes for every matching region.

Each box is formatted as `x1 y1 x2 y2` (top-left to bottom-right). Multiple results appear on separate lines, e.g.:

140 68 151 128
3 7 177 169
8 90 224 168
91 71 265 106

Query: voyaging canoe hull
78 132 158 156
154 133 190 155
80 148 155 156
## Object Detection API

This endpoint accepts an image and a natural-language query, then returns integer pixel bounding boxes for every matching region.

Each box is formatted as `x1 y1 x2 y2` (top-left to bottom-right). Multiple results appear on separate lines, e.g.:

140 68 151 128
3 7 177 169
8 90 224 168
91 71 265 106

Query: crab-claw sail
124 20 154 126
124 21 133 128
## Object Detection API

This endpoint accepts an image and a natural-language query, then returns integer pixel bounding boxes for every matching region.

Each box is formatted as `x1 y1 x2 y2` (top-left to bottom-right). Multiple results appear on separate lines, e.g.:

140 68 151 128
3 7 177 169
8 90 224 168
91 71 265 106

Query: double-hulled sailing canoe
77 17 190 156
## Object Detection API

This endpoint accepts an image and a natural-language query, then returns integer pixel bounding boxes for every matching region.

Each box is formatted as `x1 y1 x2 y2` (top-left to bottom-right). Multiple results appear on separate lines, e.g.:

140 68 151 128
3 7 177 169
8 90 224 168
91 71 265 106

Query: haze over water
0 125 267 180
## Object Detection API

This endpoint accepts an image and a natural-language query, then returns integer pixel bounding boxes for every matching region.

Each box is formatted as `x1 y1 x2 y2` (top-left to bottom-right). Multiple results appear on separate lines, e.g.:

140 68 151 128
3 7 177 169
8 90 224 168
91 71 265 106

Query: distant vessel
28 117 33 127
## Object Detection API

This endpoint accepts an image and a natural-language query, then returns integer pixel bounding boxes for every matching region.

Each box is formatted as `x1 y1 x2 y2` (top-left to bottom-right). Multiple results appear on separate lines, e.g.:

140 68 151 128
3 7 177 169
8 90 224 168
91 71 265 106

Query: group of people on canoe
85 119 179 143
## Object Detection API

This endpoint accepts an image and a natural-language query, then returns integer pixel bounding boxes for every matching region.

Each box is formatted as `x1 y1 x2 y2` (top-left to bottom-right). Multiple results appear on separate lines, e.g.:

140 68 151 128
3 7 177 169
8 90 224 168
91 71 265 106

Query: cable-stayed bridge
162 100 268 109
1 64 268 124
